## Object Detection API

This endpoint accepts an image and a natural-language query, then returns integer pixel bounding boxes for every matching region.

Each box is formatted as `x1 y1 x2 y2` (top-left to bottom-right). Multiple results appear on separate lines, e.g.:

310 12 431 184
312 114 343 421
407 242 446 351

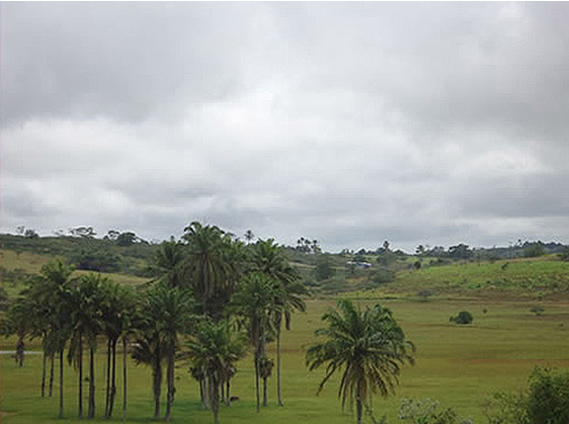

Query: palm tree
152 239 187 288
186 319 246 423
306 299 415 424
99 280 137 419
252 239 307 406
182 222 230 317
134 283 193 421
231 272 281 413
259 356 274 407
31 260 74 418
244 230 255 244
132 328 164 419
68 273 106 419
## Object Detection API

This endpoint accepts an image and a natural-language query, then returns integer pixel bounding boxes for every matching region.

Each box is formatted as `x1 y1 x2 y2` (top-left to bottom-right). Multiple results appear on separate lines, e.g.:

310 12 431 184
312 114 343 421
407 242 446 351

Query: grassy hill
354 256 569 301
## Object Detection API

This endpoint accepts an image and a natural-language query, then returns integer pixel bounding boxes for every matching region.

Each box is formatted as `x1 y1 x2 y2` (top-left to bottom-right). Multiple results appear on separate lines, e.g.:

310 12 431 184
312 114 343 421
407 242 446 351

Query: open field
2 297 569 424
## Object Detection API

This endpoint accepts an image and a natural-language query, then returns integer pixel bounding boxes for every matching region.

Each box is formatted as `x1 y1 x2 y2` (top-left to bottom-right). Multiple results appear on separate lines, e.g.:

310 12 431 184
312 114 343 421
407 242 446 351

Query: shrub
530 305 545 316
450 311 473 325
417 290 432 302
399 397 473 424
371 268 395 285
485 367 569 424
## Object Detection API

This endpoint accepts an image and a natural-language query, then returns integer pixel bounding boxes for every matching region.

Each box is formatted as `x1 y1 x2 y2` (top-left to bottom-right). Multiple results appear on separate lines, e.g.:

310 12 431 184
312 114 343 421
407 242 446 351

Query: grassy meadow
2 296 569 424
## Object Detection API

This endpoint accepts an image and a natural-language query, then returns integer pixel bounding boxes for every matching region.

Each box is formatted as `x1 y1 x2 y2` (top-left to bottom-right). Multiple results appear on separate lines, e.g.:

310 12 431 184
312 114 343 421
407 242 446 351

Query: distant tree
69 226 96 239
244 230 255 244
306 299 414 424
524 243 545 258
448 244 472 260
24 228 39 239
104 230 121 242
415 245 426 256
116 232 138 246
315 254 336 281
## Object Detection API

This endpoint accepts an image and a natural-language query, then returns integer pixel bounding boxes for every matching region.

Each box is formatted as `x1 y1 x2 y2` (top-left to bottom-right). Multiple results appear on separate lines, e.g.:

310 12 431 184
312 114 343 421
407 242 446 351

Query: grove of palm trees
5 222 416 423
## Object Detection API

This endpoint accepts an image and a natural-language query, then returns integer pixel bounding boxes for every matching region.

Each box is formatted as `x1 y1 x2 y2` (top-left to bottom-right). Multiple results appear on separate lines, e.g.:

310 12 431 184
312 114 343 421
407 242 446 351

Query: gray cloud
2 2 569 252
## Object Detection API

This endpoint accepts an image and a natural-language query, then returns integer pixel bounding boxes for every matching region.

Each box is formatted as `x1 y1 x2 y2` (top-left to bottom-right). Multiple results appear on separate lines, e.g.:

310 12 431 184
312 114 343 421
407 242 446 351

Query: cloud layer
2 2 569 251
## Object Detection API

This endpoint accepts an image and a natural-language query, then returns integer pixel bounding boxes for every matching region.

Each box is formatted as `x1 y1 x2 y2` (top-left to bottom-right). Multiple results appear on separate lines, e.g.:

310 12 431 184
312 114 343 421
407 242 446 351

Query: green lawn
2 297 569 424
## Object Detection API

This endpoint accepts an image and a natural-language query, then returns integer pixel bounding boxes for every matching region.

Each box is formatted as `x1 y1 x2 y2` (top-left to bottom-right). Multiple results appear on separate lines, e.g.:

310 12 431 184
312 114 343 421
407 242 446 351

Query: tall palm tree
231 272 281 413
186 319 246 424
252 239 307 406
132 328 164 419
306 299 415 424
134 283 193 421
152 239 187 288
31 260 74 418
182 222 230 317
99 280 136 419
68 273 106 419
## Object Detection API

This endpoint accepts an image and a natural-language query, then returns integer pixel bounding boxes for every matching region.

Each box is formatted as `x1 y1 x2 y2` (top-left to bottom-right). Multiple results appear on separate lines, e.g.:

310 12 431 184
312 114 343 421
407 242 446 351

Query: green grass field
2 297 569 424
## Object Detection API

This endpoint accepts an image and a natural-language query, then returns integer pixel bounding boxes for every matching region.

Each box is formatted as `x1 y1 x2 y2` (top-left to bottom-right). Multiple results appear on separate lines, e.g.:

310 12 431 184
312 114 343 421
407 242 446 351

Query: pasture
2 297 569 424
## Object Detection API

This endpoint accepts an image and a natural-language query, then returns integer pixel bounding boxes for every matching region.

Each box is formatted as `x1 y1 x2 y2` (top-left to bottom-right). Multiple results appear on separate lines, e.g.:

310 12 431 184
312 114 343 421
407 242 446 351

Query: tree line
4 222 307 423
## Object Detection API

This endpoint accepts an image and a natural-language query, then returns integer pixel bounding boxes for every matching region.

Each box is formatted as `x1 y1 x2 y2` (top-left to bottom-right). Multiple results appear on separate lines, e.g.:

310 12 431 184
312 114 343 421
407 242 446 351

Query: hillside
3 233 569 302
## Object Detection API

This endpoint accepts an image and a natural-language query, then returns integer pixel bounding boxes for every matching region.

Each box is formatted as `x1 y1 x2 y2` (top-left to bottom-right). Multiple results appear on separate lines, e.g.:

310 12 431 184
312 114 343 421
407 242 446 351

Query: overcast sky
2 2 569 252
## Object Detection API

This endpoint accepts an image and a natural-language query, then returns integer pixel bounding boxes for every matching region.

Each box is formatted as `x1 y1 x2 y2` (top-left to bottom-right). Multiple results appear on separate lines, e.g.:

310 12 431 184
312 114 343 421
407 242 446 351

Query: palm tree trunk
153 350 162 419
78 333 83 419
88 348 95 419
255 352 261 413
41 350 47 397
210 374 220 424
202 375 210 409
122 336 128 421
225 379 231 407
165 346 174 422
109 338 117 418
59 348 64 418
105 338 111 417
356 379 363 424
276 319 283 406
49 354 54 397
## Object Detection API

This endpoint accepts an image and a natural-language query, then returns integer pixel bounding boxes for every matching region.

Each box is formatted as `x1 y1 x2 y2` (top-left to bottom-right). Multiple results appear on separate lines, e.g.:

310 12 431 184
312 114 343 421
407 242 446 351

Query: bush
371 268 395 285
485 367 569 424
530 305 545 316
399 397 473 424
450 311 473 325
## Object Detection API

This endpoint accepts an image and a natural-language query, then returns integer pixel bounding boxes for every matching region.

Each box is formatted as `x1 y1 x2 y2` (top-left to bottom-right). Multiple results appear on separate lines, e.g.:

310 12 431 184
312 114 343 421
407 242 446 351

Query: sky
2 2 569 253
